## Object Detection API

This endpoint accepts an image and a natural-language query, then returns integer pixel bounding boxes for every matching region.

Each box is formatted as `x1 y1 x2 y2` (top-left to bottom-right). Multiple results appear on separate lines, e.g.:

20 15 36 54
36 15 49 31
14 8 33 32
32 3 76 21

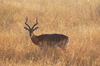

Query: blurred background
0 0 100 66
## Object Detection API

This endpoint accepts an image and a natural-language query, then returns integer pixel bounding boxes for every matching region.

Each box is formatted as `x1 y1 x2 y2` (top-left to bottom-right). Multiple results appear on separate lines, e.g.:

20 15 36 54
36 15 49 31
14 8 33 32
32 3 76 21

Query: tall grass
0 0 100 66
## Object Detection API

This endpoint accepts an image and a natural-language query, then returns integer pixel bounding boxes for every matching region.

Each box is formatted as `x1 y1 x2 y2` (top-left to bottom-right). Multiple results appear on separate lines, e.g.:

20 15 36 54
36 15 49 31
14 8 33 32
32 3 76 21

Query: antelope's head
24 17 38 37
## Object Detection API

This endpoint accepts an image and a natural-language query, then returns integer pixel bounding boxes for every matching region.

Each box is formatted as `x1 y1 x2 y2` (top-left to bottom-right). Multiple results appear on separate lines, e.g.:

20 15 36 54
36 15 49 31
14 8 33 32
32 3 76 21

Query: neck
31 33 39 45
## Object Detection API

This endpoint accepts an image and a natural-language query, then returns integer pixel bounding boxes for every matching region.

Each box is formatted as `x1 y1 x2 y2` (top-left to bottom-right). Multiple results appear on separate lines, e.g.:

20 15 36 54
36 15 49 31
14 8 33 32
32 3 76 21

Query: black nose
30 33 32 37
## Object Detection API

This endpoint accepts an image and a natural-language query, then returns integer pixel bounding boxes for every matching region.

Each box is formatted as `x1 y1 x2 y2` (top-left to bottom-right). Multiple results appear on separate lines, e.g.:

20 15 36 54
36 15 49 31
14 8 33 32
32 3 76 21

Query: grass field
0 0 100 66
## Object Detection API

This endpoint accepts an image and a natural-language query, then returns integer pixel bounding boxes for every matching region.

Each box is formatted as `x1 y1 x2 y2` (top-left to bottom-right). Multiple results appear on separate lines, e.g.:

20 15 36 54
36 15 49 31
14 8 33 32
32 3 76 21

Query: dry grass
0 0 100 66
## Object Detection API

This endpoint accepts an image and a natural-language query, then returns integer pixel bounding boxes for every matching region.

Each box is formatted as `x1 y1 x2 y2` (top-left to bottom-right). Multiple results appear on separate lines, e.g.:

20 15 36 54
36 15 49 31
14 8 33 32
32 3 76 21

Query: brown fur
24 17 69 51
30 33 69 50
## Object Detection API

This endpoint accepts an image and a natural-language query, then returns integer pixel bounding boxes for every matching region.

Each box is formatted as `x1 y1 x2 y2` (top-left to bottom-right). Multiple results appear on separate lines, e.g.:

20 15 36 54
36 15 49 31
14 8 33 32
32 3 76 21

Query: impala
24 17 69 51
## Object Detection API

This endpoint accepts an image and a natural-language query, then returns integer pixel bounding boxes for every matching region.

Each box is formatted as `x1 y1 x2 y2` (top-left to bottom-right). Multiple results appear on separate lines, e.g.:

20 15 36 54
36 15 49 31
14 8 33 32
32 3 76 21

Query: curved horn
32 17 38 29
25 17 30 28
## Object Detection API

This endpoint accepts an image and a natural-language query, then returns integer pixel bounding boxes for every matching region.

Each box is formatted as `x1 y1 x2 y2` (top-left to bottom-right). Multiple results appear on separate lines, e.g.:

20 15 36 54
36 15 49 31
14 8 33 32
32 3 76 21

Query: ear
24 27 29 30
33 27 38 31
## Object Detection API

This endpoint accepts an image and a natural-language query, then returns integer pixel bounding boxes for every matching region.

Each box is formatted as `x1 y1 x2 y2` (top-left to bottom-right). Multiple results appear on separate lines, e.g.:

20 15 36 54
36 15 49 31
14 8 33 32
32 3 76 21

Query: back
37 34 69 47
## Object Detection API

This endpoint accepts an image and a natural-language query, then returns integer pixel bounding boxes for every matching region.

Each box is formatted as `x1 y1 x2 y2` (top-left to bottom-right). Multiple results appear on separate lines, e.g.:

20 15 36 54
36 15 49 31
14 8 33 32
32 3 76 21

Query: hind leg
61 47 67 53
58 45 67 53
62 39 69 53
